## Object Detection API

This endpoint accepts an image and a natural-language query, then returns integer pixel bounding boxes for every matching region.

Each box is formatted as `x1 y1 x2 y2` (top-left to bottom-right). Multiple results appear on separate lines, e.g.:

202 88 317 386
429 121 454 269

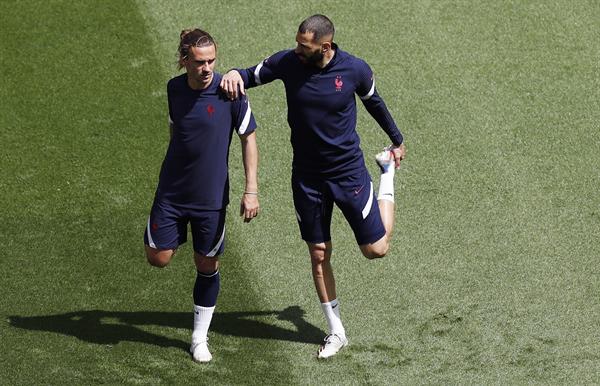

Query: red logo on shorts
152 223 159 231
335 76 343 91
207 104 215 116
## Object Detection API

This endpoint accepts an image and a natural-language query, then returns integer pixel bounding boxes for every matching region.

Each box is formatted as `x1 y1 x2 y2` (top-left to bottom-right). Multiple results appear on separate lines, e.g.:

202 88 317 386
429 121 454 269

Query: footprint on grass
350 343 412 368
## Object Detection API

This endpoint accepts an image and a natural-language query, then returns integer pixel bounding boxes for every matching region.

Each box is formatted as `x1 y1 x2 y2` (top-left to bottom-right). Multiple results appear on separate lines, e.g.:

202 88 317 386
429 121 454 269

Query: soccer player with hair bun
144 28 259 363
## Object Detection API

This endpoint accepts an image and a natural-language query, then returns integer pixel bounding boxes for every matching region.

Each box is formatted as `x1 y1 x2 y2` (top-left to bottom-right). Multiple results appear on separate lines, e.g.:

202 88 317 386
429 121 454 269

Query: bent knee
147 256 169 268
361 243 389 260
145 246 174 268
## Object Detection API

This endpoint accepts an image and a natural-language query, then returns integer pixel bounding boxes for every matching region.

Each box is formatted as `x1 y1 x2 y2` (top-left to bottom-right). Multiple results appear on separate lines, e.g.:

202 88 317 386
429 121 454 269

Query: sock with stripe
377 166 395 203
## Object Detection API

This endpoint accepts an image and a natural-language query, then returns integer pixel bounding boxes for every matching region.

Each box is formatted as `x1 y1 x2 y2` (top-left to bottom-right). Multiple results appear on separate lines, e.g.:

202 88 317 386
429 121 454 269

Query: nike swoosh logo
354 185 364 195
332 304 338 309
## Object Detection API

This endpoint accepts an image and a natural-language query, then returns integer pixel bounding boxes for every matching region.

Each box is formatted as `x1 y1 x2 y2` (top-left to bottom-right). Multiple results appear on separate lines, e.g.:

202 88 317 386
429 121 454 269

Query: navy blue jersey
237 44 402 178
156 72 257 209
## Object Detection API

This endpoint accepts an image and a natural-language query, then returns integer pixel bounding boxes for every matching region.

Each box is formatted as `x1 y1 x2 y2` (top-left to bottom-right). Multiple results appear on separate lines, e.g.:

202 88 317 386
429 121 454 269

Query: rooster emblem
335 75 343 91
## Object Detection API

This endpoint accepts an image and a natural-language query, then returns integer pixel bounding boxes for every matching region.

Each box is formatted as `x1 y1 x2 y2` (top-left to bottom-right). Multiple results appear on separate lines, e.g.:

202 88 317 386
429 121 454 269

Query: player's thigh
144 199 188 252
189 209 226 257
330 170 386 246
291 174 334 244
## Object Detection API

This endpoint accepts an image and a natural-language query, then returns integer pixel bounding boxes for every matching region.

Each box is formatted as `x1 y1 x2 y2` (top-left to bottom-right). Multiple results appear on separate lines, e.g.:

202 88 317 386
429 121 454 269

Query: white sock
321 299 345 337
377 167 395 203
192 305 215 343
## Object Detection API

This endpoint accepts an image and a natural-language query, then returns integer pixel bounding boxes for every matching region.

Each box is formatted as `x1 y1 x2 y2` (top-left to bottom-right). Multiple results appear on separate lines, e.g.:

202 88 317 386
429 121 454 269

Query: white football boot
190 339 212 363
375 147 395 173
317 334 348 359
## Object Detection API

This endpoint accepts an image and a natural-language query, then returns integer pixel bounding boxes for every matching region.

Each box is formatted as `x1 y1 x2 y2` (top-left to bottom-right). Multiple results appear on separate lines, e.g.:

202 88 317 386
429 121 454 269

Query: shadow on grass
9 305 323 351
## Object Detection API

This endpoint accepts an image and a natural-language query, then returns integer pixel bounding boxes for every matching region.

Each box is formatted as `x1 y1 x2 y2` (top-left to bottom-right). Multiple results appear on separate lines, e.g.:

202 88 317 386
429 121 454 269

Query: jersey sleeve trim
254 61 264 85
237 100 252 135
359 78 376 100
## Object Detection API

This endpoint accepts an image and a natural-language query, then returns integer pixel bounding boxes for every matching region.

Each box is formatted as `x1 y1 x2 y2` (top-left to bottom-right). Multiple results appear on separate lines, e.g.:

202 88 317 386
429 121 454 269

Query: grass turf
1 0 599 384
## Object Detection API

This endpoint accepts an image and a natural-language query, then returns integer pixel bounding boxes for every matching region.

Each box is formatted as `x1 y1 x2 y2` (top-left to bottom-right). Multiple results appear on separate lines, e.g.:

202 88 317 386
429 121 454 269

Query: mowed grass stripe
369 2 600 382
1 1 162 383
0 1 294 384
0 1 182 384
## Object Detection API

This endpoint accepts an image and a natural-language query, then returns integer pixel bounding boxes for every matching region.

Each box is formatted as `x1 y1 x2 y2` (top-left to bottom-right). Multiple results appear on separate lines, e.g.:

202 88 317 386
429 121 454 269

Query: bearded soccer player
144 29 259 363
220 15 406 358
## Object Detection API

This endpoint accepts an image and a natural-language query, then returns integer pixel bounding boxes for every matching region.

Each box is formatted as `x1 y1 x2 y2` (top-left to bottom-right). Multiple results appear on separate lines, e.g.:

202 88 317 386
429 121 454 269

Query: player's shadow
9 306 323 351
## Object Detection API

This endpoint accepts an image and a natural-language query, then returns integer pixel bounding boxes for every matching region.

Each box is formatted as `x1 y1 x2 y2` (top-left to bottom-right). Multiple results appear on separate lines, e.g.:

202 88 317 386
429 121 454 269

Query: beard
298 50 323 65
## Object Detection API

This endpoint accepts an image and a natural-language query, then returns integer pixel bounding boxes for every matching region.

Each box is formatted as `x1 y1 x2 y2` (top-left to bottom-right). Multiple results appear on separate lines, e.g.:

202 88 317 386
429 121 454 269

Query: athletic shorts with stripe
291 169 386 245
144 199 226 257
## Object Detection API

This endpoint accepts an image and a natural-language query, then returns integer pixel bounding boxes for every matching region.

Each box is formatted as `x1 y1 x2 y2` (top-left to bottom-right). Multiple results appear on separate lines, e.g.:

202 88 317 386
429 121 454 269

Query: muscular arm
239 131 259 222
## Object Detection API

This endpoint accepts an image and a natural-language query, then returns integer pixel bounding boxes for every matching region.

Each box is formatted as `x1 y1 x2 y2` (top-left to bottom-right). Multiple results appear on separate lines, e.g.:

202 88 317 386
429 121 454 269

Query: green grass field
1 0 599 384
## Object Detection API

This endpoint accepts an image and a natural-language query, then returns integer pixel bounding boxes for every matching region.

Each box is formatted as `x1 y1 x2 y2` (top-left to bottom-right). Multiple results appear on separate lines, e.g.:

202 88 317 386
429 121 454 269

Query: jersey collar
322 43 340 71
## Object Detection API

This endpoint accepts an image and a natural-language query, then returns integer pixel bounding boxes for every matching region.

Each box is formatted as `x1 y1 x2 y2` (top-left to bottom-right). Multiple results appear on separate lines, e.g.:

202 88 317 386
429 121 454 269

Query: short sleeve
232 95 257 135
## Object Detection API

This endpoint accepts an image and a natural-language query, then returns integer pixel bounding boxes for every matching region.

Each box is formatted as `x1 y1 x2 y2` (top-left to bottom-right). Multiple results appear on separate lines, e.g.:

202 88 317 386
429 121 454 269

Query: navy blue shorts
144 199 226 257
291 169 386 245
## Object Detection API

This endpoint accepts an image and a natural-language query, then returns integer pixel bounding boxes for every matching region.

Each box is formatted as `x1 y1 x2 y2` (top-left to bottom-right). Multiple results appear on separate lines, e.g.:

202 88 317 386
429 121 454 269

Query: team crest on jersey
335 76 343 92
207 104 215 116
